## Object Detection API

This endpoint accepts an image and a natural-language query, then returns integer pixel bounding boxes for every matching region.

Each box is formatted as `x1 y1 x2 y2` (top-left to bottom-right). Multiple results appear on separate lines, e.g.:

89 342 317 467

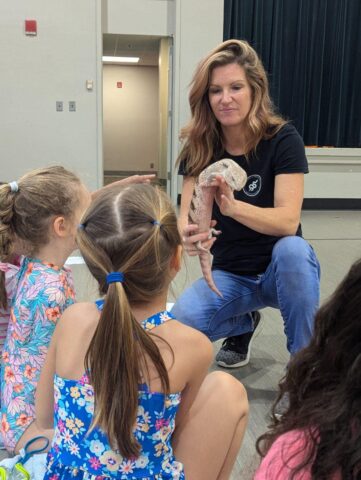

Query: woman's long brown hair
177 39 287 177
77 183 181 458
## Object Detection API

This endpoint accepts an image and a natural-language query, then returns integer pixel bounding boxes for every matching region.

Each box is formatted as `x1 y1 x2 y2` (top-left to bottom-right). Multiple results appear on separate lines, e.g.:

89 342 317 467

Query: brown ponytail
77 183 181 457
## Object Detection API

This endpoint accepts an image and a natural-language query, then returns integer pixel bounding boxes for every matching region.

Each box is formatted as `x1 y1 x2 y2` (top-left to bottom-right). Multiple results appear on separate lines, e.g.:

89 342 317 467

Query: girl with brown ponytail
36 183 249 479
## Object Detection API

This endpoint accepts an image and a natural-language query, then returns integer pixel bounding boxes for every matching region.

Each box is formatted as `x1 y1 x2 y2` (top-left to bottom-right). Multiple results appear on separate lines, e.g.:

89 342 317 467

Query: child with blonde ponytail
36 183 249 480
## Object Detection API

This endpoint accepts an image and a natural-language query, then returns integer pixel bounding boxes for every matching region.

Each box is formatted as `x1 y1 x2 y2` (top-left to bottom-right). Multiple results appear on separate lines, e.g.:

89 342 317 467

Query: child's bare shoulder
57 302 99 334
164 319 213 357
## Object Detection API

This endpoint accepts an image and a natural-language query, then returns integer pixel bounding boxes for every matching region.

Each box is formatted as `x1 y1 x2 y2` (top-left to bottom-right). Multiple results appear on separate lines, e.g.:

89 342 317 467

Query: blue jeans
172 236 321 355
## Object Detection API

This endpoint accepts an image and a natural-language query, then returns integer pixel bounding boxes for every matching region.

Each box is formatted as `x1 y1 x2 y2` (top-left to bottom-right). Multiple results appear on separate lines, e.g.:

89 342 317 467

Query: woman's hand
181 222 218 256
207 175 237 218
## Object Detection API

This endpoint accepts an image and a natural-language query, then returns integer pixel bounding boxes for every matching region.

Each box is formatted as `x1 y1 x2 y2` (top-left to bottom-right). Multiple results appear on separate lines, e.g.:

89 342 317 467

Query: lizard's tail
199 252 223 297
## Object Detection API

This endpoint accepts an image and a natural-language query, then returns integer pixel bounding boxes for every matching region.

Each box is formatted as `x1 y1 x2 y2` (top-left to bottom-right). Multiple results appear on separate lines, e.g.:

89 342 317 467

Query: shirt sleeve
0 258 21 306
272 124 309 175
254 430 312 480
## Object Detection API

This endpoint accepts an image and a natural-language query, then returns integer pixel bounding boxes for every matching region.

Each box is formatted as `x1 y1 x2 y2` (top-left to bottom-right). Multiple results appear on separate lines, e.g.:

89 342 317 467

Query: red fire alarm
25 20 37 36
117 82 123 88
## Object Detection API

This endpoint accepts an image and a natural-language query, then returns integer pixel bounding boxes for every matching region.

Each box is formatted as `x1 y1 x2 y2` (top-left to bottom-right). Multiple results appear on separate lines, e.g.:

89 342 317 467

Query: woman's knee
272 236 319 271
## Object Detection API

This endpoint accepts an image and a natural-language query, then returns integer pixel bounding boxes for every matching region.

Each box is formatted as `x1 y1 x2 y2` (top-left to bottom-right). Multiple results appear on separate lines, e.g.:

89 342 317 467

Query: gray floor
173 210 361 479
2 211 361 478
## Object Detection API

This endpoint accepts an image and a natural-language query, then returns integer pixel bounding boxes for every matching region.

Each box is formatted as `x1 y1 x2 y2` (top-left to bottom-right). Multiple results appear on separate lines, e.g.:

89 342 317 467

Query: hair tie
78 224 85 230
106 272 124 285
8 181 19 193
151 220 161 227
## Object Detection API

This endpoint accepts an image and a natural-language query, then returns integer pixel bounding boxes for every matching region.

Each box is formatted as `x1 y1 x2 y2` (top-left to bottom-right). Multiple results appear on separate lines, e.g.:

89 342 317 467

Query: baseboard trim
177 194 361 210
302 198 361 210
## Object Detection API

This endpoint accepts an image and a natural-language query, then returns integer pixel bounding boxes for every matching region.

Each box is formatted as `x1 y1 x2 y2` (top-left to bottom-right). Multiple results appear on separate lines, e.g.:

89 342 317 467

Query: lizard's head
220 159 247 191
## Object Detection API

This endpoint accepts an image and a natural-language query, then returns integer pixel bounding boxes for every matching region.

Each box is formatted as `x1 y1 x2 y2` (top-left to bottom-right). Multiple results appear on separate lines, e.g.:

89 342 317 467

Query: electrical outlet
69 101 76 112
56 101 63 112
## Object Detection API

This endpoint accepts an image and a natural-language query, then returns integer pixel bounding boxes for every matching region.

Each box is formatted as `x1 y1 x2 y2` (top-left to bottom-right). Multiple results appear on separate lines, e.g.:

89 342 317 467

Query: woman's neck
222 125 248 155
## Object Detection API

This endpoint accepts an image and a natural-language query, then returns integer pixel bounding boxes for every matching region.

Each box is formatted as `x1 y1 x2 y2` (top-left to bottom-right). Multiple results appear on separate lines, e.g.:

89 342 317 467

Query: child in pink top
255 258 361 479
255 429 341 479
0 255 21 357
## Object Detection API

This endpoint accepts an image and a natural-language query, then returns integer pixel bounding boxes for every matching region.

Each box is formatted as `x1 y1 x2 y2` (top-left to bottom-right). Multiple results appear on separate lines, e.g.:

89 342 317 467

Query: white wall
103 0 224 201
305 149 361 199
103 65 159 172
0 1 102 191
105 0 175 36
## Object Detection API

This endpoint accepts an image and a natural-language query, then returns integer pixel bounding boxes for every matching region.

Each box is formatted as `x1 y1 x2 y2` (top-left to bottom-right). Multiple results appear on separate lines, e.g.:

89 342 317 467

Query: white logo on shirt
243 175 262 197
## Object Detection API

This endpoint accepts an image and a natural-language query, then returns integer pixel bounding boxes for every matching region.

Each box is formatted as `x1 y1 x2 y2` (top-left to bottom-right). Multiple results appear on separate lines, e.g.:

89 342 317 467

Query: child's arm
91 174 156 200
172 329 213 430
35 332 57 429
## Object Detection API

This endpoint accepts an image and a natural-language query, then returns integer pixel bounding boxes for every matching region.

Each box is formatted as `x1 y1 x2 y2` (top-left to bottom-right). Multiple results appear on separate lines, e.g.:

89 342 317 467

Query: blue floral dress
44 308 185 479
0 257 75 451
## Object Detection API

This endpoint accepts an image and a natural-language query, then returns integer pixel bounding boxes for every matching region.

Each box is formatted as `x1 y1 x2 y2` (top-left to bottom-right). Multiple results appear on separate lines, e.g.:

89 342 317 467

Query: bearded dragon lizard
189 159 247 297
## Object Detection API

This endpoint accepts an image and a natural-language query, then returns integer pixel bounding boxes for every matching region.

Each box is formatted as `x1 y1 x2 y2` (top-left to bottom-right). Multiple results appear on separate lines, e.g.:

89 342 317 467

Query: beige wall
103 65 159 172
104 0 175 36
0 0 102 191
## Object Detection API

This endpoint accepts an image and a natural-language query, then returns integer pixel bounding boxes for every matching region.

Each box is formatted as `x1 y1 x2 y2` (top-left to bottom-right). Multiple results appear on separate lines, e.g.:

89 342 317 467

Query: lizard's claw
195 240 210 253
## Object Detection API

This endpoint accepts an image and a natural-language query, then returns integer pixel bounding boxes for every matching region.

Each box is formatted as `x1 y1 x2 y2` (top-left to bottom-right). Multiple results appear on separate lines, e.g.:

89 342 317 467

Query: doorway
102 34 173 194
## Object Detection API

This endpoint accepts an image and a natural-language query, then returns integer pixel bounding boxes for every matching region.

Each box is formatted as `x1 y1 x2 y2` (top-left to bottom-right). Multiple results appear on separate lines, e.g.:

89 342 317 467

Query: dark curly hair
257 258 361 479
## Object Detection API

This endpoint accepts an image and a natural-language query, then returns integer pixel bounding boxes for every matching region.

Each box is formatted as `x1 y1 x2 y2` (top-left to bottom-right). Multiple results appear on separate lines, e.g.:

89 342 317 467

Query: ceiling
103 34 161 66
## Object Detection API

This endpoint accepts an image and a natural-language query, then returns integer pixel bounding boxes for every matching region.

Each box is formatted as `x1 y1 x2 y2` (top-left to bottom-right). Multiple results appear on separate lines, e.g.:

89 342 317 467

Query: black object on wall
224 0 361 148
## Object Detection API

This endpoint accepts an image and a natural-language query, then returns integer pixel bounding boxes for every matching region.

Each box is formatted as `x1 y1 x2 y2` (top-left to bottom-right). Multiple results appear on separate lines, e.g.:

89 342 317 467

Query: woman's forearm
230 201 301 236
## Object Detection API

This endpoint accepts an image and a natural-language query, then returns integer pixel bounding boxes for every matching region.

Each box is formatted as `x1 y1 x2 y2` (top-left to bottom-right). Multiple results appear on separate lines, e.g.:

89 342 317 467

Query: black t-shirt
178 124 309 275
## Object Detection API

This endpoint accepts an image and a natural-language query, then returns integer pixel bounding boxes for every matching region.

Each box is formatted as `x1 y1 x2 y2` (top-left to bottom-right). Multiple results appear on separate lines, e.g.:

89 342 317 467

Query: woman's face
208 63 252 130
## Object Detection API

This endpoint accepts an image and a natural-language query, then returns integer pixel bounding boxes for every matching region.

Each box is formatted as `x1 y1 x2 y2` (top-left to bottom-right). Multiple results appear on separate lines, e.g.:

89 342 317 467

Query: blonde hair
77 183 181 457
0 166 82 308
177 39 287 176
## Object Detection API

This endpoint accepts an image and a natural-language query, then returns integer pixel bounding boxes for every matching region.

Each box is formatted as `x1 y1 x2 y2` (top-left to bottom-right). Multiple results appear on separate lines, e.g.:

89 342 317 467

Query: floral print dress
44 309 185 479
0 257 75 451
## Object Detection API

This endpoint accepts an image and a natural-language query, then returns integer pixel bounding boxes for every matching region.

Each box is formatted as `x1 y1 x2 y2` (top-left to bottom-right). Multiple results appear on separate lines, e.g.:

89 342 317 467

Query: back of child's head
257 258 361 478
0 166 82 308
77 183 181 458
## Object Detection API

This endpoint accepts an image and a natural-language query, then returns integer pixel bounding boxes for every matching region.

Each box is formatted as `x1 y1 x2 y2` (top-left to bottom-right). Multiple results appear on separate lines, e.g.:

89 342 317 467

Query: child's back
42 302 211 478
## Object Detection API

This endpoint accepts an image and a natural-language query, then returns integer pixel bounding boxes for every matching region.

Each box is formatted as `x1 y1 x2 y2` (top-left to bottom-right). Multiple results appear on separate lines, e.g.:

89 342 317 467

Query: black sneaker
215 311 261 368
